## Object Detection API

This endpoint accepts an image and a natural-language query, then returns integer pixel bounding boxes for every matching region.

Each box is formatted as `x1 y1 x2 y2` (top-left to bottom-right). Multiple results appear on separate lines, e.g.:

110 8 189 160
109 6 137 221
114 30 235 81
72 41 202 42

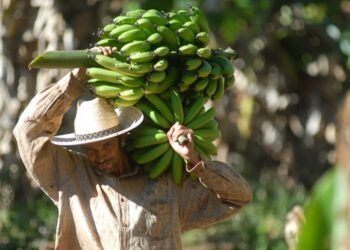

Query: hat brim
51 106 144 146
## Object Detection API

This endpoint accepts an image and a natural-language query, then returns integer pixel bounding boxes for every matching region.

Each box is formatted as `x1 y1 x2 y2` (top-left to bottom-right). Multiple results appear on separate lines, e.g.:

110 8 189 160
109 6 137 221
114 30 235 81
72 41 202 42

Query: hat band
75 124 121 141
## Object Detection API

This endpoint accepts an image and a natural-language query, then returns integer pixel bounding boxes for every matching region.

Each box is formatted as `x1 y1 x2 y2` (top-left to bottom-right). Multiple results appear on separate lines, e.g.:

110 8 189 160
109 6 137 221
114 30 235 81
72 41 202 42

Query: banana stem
177 135 189 145
28 50 101 69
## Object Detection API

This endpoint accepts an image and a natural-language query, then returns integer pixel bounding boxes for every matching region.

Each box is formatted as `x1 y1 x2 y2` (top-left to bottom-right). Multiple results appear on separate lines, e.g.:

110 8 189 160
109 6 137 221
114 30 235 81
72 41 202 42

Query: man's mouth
96 160 112 170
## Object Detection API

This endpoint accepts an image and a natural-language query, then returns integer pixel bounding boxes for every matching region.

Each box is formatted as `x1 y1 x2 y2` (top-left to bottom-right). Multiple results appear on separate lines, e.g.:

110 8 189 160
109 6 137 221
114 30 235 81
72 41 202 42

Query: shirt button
120 197 124 202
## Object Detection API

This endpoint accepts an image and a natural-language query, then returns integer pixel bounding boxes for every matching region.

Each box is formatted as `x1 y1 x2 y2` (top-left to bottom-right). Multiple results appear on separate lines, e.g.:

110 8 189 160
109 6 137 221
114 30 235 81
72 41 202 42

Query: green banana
177 27 195 43
95 38 122 48
157 26 180 50
113 97 140 107
145 94 175 124
117 28 149 43
225 75 235 88
159 90 171 100
183 21 200 34
178 84 190 93
113 15 137 25
147 71 166 83
177 10 191 22
212 55 234 77
109 24 134 38
171 152 183 184
153 59 168 71
187 108 216 130
212 76 225 100
132 125 166 137
200 119 218 129
130 63 153 74
136 100 171 129
178 44 198 56
125 9 145 18
118 75 145 87
130 131 168 149
197 59 212 78
133 142 170 164
142 9 167 26
120 41 151 55
118 87 144 101
205 78 217 97
185 57 202 70
114 61 146 77
193 78 209 91
144 67 179 94
184 96 206 124
194 143 211 160
189 6 210 32
197 47 211 59
149 147 174 179
135 18 156 31
99 23 116 37
153 46 170 57
209 61 223 79
128 51 154 63
91 83 128 98
167 12 188 24
86 67 120 84
167 19 182 31
170 89 184 124
195 32 210 46
94 54 143 77
194 135 217 155
94 54 119 71
194 128 221 141
146 32 163 44
179 71 198 86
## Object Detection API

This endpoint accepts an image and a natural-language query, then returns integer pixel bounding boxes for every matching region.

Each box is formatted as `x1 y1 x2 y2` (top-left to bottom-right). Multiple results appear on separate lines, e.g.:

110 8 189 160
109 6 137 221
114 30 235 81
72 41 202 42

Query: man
13 47 252 249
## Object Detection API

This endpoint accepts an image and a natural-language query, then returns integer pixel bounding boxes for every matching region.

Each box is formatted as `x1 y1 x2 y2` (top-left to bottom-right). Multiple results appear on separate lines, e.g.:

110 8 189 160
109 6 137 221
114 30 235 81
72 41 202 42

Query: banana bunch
85 7 236 107
82 7 237 184
125 89 221 184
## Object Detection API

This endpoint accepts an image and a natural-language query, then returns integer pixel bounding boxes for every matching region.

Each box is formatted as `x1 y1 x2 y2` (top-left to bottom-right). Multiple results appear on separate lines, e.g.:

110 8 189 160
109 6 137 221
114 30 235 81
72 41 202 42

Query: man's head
50 97 144 175
82 137 123 175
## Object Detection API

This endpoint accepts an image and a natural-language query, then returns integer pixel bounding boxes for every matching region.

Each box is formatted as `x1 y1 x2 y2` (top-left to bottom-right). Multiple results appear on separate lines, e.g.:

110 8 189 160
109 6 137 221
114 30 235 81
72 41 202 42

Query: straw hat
51 97 144 146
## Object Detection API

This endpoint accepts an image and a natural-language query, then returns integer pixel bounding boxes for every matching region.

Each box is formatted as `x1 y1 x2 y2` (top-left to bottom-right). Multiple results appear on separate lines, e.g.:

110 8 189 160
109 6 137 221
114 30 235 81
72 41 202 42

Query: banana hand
167 122 200 166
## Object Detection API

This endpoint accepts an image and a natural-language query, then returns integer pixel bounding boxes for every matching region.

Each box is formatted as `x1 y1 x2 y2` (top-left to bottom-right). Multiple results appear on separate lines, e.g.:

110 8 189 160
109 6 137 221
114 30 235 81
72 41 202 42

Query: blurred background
1 0 349 249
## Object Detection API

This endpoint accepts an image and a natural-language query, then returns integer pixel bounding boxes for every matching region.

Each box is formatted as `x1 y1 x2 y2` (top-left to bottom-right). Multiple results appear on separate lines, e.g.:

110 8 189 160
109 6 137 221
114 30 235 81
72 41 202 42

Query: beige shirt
13 71 252 250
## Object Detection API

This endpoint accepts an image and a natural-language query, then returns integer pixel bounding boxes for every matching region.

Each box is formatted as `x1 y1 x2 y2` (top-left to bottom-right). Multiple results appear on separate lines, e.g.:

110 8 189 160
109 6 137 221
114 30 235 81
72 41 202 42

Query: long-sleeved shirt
13 71 252 250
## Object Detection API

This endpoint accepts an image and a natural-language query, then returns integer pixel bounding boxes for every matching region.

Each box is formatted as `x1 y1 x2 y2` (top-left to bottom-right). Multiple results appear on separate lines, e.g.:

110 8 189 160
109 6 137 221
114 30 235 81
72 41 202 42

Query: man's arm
167 123 252 231
13 69 87 203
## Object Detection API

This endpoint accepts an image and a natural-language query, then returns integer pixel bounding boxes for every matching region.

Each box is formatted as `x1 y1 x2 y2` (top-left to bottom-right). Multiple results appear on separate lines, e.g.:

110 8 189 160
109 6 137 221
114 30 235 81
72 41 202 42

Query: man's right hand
90 46 117 56
71 46 117 82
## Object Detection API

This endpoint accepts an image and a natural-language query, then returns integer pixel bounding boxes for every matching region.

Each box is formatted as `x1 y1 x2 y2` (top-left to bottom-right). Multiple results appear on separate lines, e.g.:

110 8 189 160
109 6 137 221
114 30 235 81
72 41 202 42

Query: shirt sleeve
13 70 87 204
178 160 252 232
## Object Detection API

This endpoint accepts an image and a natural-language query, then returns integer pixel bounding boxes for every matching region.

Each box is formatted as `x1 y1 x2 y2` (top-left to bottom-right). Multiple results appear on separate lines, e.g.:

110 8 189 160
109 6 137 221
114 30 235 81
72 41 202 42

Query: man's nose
96 151 107 160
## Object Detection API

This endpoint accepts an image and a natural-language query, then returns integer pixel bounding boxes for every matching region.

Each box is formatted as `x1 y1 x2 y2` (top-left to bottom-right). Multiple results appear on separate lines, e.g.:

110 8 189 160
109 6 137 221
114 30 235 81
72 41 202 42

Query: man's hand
90 46 117 56
71 46 117 82
167 122 201 166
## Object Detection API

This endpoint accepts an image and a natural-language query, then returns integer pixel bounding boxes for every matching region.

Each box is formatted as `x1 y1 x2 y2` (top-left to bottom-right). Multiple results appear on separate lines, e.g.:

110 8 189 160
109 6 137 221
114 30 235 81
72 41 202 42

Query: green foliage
0 193 56 249
297 168 347 250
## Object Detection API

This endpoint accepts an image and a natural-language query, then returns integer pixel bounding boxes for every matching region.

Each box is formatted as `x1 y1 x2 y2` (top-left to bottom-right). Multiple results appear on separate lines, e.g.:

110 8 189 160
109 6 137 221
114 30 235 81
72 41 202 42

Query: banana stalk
28 50 100 69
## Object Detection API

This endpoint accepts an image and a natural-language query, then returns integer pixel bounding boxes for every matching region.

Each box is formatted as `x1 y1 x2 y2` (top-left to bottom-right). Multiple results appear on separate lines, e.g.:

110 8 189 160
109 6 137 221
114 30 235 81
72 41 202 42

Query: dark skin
78 46 201 176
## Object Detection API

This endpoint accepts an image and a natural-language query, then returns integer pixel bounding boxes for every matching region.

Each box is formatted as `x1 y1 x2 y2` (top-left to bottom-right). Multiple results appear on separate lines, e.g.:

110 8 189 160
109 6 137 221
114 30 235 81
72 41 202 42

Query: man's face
82 137 121 175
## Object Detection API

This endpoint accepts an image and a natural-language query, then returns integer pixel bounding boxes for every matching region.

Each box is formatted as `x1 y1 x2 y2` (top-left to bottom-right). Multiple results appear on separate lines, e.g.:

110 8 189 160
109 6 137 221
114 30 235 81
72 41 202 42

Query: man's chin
96 163 114 173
